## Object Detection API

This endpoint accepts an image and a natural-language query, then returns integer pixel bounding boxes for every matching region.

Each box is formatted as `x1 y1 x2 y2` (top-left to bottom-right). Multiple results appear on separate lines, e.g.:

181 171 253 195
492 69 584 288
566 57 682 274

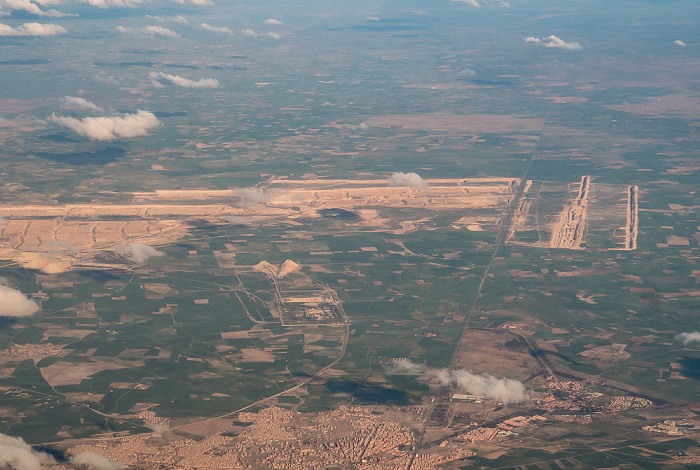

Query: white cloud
366 16 380 21
267 31 282 39
48 109 160 140
146 421 169 433
143 25 178 37
93 74 119 85
674 40 687 47
387 172 428 189
241 28 257 37
0 21 66 35
236 187 270 205
382 363 529 404
0 0 69 17
33 0 66 4
525 35 582 51
676 331 700 345
63 96 103 113
81 0 147 7
70 452 121 470
42 240 76 260
385 359 427 375
264 18 283 25
116 25 179 37
437 370 528 404
200 22 231 34
451 0 508 7
171 0 212 4
112 241 164 264
342 123 368 130
0 433 54 470
0 285 39 317
150 72 219 88
146 15 188 24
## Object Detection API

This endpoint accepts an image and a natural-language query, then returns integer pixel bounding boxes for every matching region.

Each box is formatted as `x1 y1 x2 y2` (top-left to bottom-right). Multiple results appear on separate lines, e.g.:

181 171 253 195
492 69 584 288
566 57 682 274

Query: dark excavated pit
317 208 359 221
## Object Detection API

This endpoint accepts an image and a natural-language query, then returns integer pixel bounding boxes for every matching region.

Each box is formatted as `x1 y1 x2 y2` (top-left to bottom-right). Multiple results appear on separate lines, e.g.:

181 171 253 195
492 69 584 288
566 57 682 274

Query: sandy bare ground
0 216 190 272
0 178 515 272
451 329 543 381
270 187 510 211
549 176 590 249
505 180 533 244
40 328 95 342
363 111 544 134
0 218 185 251
263 177 517 186
133 190 238 200
144 283 173 299
220 331 250 339
254 260 299 278
64 392 105 404
237 348 276 362
169 417 234 438
509 179 634 251
0 203 278 218
0 98 49 113
263 178 517 215
579 343 630 362
41 359 130 386
625 185 639 250
605 94 700 119
351 209 389 227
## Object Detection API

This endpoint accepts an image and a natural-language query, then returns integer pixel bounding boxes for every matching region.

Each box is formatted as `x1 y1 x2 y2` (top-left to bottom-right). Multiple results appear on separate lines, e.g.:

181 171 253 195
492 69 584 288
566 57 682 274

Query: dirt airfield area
0 175 639 275
507 176 638 251
0 177 518 272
